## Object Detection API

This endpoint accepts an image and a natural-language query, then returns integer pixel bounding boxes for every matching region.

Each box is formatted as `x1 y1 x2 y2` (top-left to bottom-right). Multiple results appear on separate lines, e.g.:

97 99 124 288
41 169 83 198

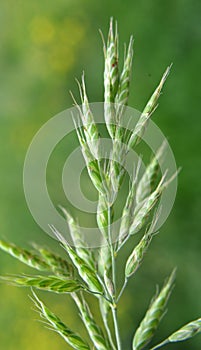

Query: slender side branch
107 205 122 350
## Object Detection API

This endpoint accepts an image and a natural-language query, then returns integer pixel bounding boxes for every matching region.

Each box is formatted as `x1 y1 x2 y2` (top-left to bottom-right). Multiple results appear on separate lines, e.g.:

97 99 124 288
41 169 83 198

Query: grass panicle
0 19 200 350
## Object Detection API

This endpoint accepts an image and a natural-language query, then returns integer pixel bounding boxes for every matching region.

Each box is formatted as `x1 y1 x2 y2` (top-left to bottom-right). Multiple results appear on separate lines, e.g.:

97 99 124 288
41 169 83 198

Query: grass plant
0 19 200 350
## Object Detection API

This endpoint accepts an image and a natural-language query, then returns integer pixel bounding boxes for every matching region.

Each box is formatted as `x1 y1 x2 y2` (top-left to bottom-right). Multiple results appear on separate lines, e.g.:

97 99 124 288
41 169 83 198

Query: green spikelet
125 232 153 278
102 18 119 138
60 207 95 270
37 247 74 276
115 36 134 111
73 293 110 350
79 74 100 158
136 141 166 204
51 226 103 294
103 18 119 103
75 125 107 195
97 194 110 239
128 66 171 149
130 170 178 236
118 161 141 247
129 174 165 235
168 318 201 342
151 318 201 349
132 270 176 350
0 275 83 293
98 243 112 278
32 292 90 350
0 240 49 271
109 130 127 194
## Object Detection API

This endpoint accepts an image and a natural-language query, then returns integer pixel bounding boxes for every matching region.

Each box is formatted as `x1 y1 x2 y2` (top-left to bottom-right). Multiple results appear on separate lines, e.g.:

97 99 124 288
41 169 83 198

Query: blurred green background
0 0 201 349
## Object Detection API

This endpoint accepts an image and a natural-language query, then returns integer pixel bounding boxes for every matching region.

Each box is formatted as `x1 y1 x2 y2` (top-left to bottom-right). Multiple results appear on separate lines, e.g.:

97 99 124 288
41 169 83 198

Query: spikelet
109 130 127 194
75 124 107 195
168 318 201 342
115 36 134 115
129 173 167 235
37 247 74 276
72 293 110 350
136 141 167 204
0 275 83 293
118 160 141 247
0 240 49 271
132 270 176 350
125 232 153 278
97 194 110 239
79 74 100 158
51 226 103 294
102 18 119 138
32 292 90 350
128 66 171 149
60 207 95 270
151 318 201 349
103 18 119 103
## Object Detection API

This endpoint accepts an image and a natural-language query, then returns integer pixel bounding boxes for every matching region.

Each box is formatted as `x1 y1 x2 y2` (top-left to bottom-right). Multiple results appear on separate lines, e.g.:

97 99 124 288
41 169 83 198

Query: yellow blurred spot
29 17 86 74
49 45 74 72
48 19 86 73
60 18 85 47
30 16 55 45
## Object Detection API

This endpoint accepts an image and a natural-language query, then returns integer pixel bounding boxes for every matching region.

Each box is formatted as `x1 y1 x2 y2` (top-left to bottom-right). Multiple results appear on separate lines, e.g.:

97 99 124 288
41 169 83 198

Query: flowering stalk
0 19 200 350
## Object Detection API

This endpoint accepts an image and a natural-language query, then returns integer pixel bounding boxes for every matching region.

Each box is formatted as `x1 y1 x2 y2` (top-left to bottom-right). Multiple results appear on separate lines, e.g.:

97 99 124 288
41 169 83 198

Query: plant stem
116 233 130 253
107 204 121 350
112 306 122 350
108 205 116 292
150 339 169 349
101 310 116 350
117 278 128 302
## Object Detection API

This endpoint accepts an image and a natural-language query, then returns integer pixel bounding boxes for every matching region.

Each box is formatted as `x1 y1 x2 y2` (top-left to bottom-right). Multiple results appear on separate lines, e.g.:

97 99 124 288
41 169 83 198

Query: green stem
108 205 116 292
150 339 169 350
108 205 121 350
117 278 128 303
116 233 130 253
100 305 116 350
112 306 122 350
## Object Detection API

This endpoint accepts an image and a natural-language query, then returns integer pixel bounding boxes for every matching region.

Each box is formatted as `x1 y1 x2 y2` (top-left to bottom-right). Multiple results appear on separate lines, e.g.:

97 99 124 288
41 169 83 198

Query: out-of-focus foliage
0 0 201 349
